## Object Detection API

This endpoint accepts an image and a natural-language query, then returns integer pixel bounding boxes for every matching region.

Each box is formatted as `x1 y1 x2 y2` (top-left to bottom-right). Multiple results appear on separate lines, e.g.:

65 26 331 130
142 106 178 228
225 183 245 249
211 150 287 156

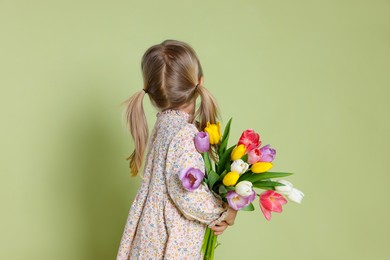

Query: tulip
231 144 246 161
230 159 249 174
222 171 240 186
246 189 256 203
194 131 210 153
274 180 294 195
251 162 273 173
287 188 304 204
259 190 287 221
248 148 262 164
259 144 276 162
204 122 221 145
226 190 256 210
179 167 205 192
238 129 261 152
235 181 253 197
275 180 304 204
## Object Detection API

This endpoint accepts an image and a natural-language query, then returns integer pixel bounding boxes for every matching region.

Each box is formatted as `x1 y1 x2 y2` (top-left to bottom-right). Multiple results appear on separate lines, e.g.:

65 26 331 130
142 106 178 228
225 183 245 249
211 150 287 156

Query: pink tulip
194 131 210 153
226 190 256 210
259 190 287 221
248 148 262 164
238 129 261 152
179 167 205 192
258 145 276 162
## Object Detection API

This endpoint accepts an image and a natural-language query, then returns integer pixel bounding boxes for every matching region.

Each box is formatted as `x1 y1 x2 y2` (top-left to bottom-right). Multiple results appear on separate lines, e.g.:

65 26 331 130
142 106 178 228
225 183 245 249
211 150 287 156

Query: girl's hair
122 40 219 176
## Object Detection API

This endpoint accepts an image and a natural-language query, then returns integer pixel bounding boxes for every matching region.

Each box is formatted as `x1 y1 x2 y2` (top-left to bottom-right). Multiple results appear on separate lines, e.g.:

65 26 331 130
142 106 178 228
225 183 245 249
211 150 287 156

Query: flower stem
201 227 210 257
202 227 220 260
210 232 217 259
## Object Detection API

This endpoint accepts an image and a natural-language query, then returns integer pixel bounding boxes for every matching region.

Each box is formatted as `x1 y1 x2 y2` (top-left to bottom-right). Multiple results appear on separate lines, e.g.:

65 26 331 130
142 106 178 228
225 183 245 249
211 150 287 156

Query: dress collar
157 109 192 122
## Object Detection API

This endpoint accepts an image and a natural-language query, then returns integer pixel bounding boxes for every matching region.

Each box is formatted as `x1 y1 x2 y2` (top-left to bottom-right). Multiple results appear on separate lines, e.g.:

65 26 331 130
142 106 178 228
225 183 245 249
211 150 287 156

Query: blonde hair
122 40 219 176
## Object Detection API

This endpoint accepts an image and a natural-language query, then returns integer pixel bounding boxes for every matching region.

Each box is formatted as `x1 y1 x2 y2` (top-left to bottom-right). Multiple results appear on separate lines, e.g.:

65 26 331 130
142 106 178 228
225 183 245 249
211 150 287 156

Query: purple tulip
226 190 256 210
179 167 205 192
247 190 256 203
194 131 210 153
259 144 276 162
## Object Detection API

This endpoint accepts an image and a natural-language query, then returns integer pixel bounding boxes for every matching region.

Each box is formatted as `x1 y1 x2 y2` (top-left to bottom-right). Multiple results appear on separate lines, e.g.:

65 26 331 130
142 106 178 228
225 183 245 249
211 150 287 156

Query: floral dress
117 109 228 260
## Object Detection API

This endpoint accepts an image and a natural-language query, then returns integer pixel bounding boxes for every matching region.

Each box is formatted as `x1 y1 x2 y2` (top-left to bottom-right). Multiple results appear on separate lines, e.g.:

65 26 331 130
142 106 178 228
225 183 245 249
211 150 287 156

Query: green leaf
218 118 232 155
217 145 235 174
203 152 212 173
252 180 285 189
218 185 227 195
241 154 248 162
207 170 220 190
224 160 231 172
217 170 228 182
237 171 253 182
247 172 293 183
241 203 255 211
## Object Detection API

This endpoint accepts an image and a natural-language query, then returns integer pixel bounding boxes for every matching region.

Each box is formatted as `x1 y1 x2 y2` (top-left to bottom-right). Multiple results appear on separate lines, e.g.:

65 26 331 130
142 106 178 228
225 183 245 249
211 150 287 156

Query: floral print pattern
117 109 228 260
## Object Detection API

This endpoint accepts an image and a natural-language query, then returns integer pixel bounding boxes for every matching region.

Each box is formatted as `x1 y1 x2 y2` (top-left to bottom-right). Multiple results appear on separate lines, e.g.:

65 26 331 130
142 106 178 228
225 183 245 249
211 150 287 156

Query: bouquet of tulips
179 119 304 260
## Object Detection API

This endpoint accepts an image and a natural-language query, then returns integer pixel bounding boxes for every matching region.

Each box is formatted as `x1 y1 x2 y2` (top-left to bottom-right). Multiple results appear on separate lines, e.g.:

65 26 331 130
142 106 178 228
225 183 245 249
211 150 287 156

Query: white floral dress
117 109 228 260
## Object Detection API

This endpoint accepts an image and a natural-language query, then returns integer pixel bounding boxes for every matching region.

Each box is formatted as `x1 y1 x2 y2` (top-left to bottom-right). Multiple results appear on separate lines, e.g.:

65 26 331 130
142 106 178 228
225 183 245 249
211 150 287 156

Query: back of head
142 40 202 110
123 39 219 176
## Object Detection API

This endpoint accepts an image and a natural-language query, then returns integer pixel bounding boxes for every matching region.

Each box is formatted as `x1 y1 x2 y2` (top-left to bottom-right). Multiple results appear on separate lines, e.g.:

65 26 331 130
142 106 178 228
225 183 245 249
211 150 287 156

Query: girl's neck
175 101 196 122
179 102 195 115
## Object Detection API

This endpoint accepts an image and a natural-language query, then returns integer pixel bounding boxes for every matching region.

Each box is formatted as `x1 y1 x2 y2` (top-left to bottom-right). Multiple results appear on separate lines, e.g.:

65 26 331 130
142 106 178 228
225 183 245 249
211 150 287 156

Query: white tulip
287 188 304 204
275 179 294 195
230 159 249 175
235 181 253 197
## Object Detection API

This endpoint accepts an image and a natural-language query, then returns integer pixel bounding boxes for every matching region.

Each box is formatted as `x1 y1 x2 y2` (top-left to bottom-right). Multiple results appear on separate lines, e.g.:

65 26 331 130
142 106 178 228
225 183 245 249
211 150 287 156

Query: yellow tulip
251 162 273 173
204 122 221 145
223 171 240 186
231 144 246 161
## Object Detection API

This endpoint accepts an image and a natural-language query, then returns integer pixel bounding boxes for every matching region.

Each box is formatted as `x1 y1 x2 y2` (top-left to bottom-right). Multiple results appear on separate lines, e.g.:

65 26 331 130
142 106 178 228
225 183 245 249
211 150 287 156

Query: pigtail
121 90 149 176
194 84 220 131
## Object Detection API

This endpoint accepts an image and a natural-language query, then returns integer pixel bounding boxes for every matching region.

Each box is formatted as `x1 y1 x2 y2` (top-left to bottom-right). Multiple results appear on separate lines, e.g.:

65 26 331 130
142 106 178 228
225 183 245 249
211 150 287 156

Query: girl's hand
210 207 238 235
211 221 229 236
224 207 238 226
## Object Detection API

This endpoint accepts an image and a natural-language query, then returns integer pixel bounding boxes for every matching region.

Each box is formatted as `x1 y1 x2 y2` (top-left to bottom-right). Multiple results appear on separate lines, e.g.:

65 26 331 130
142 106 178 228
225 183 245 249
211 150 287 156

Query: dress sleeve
165 124 229 227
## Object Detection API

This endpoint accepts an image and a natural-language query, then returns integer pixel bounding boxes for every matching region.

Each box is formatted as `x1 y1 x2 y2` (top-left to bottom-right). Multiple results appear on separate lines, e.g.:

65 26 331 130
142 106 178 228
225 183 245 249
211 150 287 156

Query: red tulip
238 129 261 152
248 148 262 164
259 190 287 221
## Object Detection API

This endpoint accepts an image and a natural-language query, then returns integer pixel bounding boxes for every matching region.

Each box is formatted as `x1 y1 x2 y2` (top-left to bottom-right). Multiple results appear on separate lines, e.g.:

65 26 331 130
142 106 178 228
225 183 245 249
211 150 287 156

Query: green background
1 0 389 259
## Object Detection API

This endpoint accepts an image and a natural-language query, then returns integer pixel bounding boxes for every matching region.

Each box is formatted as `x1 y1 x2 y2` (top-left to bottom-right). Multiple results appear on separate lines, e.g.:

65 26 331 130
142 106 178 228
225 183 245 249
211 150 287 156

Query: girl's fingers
211 221 228 229
211 226 226 232
211 221 229 235
211 223 228 234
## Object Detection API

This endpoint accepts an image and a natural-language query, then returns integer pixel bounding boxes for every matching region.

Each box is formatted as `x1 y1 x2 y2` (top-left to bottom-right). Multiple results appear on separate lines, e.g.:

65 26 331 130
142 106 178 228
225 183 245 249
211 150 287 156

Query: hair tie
143 89 148 94
195 83 199 91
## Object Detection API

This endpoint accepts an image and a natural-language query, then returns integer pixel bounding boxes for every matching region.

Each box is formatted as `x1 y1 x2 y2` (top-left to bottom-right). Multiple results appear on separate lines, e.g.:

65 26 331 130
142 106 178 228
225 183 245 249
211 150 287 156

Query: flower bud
231 144 246 161
238 129 261 152
259 144 276 162
235 181 253 197
251 162 272 173
222 171 240 186
204 122 221 145
194 131 210 153
287 188 304 204
274 180 293 195
248 148 262 164
230 159 249 174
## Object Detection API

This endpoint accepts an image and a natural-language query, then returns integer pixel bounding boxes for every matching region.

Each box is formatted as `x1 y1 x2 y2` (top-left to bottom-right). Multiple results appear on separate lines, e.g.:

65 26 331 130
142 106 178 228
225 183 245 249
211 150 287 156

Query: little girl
116 40 237 260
